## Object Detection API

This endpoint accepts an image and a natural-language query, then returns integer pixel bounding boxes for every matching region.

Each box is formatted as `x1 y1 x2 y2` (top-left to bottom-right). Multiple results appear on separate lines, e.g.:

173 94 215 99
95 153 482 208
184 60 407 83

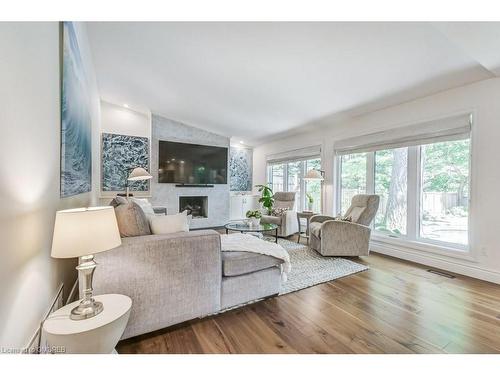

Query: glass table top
224 222 278 232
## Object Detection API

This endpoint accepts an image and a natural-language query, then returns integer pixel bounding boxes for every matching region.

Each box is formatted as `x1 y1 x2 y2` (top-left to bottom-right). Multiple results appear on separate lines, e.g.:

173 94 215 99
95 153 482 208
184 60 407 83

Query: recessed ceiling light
239 141 244 144
123 104 129 108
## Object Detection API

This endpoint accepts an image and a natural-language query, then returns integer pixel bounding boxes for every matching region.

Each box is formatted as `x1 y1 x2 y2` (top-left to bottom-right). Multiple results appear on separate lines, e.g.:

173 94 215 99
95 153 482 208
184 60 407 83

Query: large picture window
267 157 322 212
336 114 471 250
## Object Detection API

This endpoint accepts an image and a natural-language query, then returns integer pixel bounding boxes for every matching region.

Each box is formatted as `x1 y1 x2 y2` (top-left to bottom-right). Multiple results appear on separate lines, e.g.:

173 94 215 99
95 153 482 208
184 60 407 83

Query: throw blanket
220 233 291 282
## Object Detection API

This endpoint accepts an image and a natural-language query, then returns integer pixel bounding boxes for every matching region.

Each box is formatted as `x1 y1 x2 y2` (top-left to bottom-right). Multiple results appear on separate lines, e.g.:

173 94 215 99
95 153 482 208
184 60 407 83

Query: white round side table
43 294 132 354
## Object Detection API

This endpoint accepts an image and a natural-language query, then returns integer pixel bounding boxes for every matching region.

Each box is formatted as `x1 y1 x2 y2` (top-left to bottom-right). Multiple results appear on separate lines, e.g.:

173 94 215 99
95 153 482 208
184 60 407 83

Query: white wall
0 22 101 349
254 78 500 284
99 101 151 202
100 101 151 138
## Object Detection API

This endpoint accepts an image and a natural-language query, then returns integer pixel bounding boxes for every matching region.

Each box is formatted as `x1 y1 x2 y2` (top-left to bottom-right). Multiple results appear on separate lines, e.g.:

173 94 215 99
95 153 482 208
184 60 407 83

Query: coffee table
224 222 279 243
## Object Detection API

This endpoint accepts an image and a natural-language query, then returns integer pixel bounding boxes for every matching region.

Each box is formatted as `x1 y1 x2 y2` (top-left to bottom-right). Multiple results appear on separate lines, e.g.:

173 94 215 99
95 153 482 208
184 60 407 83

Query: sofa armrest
92 230 222 339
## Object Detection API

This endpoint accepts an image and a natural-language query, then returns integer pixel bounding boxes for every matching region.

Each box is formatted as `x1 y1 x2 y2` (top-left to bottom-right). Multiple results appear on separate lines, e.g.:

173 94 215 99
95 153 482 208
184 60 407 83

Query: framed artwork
101 133 150 192
60 21 92 197
229 147 253 191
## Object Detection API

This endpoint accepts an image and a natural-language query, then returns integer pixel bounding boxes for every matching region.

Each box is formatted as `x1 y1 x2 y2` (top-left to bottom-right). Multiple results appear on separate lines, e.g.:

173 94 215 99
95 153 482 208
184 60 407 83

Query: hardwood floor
117 243 500 354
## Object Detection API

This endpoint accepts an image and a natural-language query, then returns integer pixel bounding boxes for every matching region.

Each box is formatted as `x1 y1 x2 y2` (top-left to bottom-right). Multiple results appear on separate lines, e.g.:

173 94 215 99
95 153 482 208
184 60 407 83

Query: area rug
275 238 369 295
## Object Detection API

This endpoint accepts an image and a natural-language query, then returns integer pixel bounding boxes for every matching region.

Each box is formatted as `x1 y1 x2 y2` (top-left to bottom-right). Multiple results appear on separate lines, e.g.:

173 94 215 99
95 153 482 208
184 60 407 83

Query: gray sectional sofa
92 229 283 340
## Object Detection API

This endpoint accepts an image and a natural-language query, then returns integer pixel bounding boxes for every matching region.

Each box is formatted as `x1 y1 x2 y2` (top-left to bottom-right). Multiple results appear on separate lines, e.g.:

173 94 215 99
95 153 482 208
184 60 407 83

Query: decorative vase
249 217 261 227
307 201 313 211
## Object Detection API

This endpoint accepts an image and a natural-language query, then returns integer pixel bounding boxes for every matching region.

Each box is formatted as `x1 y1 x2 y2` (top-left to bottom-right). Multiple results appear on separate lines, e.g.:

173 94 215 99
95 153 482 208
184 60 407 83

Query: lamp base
71 254 104 320
70 299 103 320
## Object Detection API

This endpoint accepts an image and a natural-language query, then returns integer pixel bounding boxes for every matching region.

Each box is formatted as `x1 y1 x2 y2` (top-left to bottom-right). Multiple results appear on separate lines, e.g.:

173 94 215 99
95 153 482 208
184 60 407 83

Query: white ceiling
86 22 500 145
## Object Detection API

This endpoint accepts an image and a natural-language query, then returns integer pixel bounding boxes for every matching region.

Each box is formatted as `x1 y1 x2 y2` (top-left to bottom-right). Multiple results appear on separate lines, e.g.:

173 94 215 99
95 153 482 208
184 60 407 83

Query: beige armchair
261 192 299 237
309 194 380 256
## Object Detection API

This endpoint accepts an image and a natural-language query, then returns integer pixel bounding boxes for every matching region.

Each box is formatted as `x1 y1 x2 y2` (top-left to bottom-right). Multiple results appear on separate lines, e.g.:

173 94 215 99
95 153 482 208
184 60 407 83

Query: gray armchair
261 192 299 237
309 194 380 256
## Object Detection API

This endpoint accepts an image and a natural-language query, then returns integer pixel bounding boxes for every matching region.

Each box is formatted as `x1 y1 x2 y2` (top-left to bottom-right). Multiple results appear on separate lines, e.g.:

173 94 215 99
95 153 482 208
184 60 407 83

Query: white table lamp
126 167 152 197
303 169 325 181
51 206 121 320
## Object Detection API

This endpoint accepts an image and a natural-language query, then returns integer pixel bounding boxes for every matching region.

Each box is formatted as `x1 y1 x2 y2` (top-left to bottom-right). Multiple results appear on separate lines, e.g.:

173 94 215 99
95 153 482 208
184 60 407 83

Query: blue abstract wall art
229 147 253 191
102 133 150 192
60 21 92 197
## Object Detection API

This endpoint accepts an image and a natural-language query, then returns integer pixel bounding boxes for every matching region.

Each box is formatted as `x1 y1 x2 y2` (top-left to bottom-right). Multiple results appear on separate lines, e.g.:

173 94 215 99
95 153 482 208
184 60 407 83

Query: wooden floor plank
117 248 500 354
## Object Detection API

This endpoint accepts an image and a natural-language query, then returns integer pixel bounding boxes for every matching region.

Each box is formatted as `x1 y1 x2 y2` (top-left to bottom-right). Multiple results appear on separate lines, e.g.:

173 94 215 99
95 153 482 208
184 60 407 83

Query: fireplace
179 196 208 218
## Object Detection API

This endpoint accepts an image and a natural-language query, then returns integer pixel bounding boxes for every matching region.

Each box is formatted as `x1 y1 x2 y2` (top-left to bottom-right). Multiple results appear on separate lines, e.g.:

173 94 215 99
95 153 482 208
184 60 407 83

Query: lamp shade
51 206 121 259
303 169 324 181
128 167 152 181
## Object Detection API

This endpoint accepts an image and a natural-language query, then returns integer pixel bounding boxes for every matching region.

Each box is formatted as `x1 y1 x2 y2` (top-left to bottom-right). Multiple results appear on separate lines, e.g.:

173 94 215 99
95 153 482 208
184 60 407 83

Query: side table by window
296 211 317 244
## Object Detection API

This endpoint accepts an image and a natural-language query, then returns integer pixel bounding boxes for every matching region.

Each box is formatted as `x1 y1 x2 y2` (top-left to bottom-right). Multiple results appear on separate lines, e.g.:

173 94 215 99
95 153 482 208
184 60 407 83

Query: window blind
266 145 321 165
334 113 472 155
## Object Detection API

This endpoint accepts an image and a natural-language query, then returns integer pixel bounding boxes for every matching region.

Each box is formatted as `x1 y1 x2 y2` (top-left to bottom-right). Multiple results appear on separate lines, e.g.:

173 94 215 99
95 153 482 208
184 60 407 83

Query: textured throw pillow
348 206 365 223
149 210 190 235
109 196 128 207
271 207 289 216
130 197 156 217
334 215 353 222
113 201 152 237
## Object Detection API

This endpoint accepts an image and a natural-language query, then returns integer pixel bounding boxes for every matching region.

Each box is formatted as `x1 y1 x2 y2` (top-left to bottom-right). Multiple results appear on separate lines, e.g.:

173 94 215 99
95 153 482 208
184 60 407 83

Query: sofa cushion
149 210 190 235
222 251 283 277
130 197 156 217
309 221 322 239
114 201 152 237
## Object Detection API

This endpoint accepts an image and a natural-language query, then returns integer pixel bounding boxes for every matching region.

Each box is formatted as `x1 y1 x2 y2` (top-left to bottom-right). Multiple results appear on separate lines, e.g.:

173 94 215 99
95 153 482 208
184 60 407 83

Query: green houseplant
255 184 274 214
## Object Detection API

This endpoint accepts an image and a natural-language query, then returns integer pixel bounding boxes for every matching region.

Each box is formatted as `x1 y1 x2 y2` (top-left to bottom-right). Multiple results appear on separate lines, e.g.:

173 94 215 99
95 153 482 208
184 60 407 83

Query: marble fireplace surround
150 114 230 229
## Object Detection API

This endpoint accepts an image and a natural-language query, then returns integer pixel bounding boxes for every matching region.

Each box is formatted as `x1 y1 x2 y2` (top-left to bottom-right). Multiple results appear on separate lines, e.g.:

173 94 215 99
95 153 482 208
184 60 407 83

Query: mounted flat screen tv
158 140 228 184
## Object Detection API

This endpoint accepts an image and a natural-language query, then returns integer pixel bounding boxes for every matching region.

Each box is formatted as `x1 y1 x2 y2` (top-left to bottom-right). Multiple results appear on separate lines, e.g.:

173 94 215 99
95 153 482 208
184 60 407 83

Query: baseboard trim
371 242 500 285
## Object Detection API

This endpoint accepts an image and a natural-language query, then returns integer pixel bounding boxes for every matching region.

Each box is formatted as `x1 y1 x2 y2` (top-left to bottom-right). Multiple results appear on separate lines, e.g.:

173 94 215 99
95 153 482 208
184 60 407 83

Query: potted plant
246 210 262 227
255 184 274 214
306 193 314 212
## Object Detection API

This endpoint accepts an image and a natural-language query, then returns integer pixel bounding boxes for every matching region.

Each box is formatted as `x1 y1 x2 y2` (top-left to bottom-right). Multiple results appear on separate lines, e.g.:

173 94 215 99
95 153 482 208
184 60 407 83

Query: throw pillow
334 215 353 222
130 197 156 217
114 201 152 237
348 206 365 223
149 210 190 235
109 196 128 207
271 207 289 216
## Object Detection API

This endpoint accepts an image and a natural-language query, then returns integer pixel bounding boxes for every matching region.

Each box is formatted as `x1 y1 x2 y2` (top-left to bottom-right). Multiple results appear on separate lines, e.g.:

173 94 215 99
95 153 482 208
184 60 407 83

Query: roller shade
266 145 321 164
334 113 472 155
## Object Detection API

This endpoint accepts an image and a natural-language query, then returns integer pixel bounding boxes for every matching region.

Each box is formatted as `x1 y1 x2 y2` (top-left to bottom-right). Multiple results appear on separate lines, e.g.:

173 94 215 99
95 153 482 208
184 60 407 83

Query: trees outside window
420 139 470 245
340 153 367 213
375 148 408 236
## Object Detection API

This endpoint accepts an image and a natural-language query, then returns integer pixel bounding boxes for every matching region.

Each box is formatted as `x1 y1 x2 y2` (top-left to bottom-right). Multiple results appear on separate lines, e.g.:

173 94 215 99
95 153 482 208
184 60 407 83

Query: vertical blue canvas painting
229 147 253 191
61 22 92 197
102 133 150 192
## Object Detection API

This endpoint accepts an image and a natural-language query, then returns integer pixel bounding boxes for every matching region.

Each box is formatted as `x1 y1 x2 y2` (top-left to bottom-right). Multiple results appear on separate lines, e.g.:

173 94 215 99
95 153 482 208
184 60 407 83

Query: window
336 115 471 251
269 164 284 193
305 159 322 213
287 161 302 210
267 157 322 212
419 139 470 246
374 148 408 236
339 153 367 213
